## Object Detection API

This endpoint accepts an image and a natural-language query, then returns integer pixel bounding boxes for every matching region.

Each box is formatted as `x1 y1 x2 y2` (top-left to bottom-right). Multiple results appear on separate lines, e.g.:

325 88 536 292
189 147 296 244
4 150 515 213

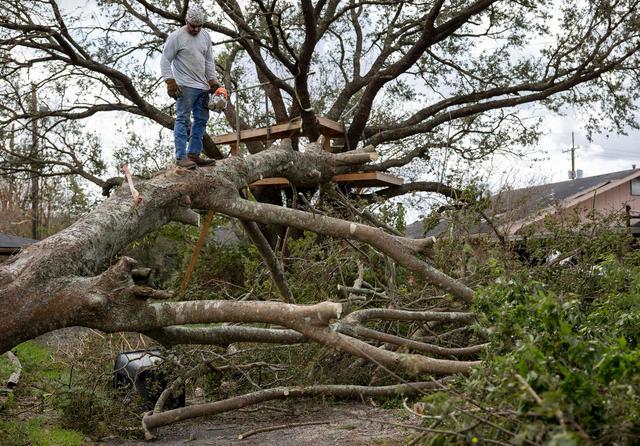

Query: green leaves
423 221 640 443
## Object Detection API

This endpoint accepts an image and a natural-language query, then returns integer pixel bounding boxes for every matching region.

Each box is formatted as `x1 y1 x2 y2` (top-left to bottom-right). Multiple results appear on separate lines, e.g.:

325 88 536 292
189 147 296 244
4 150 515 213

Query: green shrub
420 223 640 444
54 386 142 438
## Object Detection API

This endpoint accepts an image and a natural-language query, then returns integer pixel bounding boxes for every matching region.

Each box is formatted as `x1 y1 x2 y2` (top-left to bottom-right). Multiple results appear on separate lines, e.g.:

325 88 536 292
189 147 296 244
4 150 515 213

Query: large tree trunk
0 139 475 376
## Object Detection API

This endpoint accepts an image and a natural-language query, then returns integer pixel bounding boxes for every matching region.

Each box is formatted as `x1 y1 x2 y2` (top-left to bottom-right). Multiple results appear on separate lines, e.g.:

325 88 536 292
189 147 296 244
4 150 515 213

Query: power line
590 150 639 157
591 155 638 160
585 150 639 158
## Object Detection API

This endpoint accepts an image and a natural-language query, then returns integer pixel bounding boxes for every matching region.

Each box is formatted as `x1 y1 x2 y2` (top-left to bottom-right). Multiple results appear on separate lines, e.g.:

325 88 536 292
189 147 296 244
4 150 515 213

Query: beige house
407 168 640 239
498 168 640 236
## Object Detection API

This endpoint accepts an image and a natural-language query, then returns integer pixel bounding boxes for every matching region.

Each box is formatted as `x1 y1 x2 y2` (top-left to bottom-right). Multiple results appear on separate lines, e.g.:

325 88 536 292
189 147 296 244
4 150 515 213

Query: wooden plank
214 117 345 146
214 120 303 145
250 172 404 188
250 177 291 187
317 116 345 136
332 172 404 187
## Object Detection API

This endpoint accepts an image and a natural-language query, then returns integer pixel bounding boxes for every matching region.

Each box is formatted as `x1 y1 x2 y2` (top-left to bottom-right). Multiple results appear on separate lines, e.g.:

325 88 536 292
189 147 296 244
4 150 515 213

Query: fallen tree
0 139 474 353
2 1 640 440
0 138 483 435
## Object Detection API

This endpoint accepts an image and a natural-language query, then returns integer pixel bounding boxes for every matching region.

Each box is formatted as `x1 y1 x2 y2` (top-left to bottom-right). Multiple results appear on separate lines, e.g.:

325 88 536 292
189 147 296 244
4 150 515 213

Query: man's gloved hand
208 79 220 92
214 87 229 99
166 79 181 98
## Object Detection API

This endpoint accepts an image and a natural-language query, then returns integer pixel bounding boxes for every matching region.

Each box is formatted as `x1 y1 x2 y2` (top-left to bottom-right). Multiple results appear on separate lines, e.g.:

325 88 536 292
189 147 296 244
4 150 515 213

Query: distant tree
0 100 101 237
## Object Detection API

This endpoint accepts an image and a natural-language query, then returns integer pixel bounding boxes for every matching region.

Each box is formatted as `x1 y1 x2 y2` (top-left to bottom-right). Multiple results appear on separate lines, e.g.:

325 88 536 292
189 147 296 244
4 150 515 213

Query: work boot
188 154 216 166
176 158 196 169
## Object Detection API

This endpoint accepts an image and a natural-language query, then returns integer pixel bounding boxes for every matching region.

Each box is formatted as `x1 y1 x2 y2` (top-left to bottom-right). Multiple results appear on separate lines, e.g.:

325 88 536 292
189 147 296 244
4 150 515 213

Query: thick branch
215 198 474 303
143 381 444 438
358 182 466 201
335 323 487 357
147 325 306 347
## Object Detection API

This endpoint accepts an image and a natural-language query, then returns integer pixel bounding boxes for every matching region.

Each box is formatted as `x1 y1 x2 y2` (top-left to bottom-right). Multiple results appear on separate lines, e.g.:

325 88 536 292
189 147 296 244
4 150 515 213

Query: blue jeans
174 86 210 159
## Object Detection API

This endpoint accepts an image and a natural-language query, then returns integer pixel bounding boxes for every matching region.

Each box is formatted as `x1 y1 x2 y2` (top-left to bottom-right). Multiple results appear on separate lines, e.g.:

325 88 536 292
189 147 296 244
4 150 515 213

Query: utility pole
563 131 580 180
30 85 40 240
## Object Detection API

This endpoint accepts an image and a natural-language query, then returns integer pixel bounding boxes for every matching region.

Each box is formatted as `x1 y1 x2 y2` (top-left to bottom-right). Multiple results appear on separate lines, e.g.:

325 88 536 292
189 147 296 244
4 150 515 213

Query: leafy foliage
420 221 640 444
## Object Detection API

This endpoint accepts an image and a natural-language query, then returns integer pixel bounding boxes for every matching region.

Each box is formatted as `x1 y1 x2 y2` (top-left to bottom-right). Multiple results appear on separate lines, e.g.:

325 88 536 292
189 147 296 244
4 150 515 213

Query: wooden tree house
181 116 403 294
212 116 404 188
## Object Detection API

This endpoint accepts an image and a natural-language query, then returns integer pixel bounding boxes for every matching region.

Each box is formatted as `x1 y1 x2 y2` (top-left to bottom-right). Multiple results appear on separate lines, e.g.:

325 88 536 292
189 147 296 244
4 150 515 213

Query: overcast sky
538 115 638 180
491 110 639 191
53 0 639 192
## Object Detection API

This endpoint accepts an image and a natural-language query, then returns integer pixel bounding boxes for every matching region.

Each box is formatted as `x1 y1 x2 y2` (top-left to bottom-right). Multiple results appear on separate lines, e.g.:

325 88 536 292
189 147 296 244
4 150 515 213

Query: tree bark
0 140 475 377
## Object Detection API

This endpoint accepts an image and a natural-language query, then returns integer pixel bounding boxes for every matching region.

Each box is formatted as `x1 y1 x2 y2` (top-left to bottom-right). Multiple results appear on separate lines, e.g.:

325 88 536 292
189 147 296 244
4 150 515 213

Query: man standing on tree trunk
160 5 222 169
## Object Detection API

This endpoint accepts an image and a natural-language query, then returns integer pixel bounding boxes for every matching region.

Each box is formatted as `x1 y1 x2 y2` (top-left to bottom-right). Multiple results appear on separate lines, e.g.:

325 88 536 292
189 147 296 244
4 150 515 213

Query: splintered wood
122 164 141 205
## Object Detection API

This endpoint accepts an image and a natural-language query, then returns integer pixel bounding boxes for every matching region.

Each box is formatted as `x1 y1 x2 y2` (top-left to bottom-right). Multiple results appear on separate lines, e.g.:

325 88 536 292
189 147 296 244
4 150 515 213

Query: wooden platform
215 115 404 188
213 117 345 146
332 172 404 187
250 171 404 188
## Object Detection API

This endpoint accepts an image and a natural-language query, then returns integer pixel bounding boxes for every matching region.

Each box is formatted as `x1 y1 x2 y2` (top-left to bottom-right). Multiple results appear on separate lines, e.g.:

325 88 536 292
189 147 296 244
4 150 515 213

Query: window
632 178 640 196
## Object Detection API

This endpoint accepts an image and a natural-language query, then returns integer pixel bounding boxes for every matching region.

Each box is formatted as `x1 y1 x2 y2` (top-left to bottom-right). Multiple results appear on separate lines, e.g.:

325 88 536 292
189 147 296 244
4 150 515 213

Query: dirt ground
105 400 420 446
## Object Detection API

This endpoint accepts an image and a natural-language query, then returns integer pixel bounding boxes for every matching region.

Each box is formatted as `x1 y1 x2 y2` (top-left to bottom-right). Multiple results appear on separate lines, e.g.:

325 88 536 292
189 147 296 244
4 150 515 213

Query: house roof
502 168 640 234
406 168 640 239
0 233 37 253
494 168 639 215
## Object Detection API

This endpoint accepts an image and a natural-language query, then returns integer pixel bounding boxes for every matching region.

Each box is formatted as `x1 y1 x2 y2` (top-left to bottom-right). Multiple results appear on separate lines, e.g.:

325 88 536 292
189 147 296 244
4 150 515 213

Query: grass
0 342 85 445
0 418 85 446
12 341 65 385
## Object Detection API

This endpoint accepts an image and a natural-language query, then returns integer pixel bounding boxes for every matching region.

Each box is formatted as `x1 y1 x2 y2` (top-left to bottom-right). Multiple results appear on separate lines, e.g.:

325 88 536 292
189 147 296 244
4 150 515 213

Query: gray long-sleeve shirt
160 26 217 90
